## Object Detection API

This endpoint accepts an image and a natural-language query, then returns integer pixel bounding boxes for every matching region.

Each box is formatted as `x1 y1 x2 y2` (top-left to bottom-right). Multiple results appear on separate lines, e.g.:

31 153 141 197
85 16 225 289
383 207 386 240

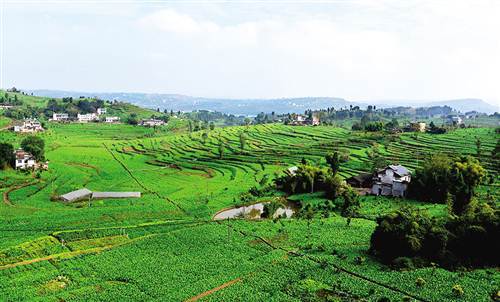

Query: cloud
139 9 220 34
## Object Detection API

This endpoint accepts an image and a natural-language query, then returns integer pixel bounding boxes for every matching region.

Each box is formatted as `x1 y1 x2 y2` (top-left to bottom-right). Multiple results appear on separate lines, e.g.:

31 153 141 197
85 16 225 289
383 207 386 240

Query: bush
415 277 426 287
370 202 499 268
452 284 464 297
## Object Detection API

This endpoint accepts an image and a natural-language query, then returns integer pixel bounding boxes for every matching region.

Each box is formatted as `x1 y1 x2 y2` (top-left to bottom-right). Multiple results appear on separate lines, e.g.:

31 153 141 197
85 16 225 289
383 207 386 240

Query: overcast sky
2 0 499 105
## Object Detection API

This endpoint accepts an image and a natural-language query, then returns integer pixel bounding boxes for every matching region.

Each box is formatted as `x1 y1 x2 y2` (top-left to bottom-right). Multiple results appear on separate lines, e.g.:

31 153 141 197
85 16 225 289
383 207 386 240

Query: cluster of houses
13 119 44 133
288 114 320 126
51 108 121 123
14 149 48 170
347 164 412 197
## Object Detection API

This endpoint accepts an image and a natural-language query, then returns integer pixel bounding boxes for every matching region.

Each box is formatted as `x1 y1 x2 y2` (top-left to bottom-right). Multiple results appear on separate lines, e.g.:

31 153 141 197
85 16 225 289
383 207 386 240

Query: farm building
14 149 36 170
97 108 107 115
140 119 165 127
288 114 319 126
409 122 426 132
105 116 120 123
13 119 44 133
371 165 411 197
446 115 463 126
77 113 98 122
52 113 69 121
60 188 93 202
60 189 141 202
92 192 141 199
286 166 298 176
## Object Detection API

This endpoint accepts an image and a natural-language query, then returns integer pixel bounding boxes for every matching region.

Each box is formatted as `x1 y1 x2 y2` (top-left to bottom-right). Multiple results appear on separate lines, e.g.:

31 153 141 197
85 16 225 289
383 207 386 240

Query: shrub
415 277 426 287
452 284 464 297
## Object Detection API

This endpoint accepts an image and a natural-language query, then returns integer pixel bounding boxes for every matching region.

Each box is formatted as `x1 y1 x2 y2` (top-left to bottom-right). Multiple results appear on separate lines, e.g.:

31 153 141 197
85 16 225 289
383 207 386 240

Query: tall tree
239 132 247 152
325 151 340 176
0 143 15 169
449 156 486 214
21 136 45 161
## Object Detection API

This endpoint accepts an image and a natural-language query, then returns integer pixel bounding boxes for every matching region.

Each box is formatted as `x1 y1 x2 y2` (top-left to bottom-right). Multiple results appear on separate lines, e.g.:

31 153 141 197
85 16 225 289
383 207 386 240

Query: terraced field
0 123 498 301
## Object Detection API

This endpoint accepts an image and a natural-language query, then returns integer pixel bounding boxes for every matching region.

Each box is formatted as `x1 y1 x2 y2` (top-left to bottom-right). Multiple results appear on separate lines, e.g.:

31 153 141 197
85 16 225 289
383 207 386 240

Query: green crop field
0 120 498 301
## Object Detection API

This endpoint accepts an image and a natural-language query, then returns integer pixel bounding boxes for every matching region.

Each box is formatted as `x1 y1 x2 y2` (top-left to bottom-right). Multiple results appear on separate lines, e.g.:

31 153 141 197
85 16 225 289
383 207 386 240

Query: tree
0 143 15 169
209 122 215 131
127 113 138 125
21 136 45 161
449 156 486 215
409 154 453 203
218 140 225 159
367 143 387 171
201 132 208 144
340 186 360 226
325 151 340 176
475 137 481 159
239 132 247 152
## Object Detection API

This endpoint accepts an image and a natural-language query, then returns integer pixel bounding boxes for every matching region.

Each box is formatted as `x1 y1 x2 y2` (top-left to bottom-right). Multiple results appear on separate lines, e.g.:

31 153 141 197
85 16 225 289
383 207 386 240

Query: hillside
29 89 499 115
0 121 498 301
0 89 159 120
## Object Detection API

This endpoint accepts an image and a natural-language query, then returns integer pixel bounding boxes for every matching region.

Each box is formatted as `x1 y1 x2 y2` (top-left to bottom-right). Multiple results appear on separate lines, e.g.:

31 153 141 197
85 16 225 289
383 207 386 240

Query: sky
1 0 500 106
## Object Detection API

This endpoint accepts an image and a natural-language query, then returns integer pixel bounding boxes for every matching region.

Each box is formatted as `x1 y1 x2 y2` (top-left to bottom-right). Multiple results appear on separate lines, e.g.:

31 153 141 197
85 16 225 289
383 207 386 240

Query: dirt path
185 278 242 302
64 162 101 174
3 181 39 206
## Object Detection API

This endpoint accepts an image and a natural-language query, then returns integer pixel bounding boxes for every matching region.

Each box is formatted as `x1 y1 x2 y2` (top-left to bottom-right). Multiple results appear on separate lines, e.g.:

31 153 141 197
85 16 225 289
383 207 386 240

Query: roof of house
388 165 410 176
286 166 299 175
15 149 34 160
60 188 93 202
92 192 141 199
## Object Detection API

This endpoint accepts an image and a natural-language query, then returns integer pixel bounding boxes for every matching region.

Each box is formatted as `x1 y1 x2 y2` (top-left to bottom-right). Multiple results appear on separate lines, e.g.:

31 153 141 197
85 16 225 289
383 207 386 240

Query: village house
77 113 98 122
409 122 426 132
289 114 320 126
14 149 48 170
97 108 107 115
13 119 44 133
446 115 463 126
139 119 165 127
105 116 120 123
51 113 69 122
371 165 411 197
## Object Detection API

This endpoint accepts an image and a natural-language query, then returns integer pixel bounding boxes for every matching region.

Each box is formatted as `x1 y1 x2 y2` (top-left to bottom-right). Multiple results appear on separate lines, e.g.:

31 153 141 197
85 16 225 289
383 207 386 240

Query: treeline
0 92 23 106
274 152 360 224
370 154 498 268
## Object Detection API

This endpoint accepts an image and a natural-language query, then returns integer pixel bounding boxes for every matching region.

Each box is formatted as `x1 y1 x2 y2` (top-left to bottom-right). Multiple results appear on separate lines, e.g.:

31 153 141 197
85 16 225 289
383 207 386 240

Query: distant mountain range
28 90 498 115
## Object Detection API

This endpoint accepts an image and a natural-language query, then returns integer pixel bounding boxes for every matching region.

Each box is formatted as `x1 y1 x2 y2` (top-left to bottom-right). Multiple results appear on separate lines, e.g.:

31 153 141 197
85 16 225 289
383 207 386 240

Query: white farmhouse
446 115 463 126
105 116 120 123
15 149 37 169
97 108 107 115
77 113 98 122
371 165 411 197
139 119 165 127
52 113 69 121
13 119 44 133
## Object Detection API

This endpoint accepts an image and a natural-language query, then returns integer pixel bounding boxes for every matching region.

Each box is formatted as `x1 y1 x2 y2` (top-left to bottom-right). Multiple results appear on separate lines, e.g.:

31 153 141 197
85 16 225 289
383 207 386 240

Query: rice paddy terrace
0 122 498 301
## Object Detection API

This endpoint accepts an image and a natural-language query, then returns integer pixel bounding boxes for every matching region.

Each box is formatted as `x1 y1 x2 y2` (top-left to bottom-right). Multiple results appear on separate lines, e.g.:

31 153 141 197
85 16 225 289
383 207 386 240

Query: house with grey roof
371 165 411 197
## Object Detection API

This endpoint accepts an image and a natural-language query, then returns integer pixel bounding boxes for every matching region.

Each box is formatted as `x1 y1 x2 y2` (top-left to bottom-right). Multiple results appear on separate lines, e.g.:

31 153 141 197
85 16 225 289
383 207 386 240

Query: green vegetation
0 94 498 301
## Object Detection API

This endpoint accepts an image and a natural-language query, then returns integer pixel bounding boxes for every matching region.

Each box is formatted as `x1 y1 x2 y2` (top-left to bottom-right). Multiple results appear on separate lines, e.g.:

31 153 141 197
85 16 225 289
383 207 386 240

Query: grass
0 120 498 301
